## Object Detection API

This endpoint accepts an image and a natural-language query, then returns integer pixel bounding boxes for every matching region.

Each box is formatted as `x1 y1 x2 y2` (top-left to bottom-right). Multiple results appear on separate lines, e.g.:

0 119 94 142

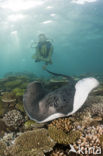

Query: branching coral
48 118 73 133
73 125 103 155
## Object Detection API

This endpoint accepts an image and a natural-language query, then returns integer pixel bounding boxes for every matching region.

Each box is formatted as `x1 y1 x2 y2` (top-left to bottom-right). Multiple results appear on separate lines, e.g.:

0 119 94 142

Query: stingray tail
43 67 74 84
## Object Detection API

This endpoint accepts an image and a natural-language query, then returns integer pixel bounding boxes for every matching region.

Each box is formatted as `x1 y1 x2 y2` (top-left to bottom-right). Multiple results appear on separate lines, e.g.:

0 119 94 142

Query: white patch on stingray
71 77 99 114
37 113 65 123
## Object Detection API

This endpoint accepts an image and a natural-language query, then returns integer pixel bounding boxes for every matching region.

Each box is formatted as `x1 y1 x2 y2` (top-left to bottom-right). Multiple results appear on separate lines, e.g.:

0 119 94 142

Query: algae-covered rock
0 99 8 117
92 84 103 96
1 92 16 103
4 79 22 89
7 129 55 156
12 88 25 97
15 103 25 113
24 120 36 130
0 119 9 137
24 120 44 130
48 126 81 145
19 82 29 89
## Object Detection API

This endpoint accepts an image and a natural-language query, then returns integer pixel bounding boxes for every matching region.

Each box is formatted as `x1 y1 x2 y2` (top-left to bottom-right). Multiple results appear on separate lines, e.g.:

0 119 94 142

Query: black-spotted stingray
23 69 99 123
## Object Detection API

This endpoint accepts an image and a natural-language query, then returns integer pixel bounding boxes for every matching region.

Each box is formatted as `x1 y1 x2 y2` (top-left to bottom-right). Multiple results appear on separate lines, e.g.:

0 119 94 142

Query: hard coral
1 132 14 146
48 118 73 133
50 149 67 156
48 126 81 145
0 141 6 156
3 110 24 129
7 129 55 156
1 92 16 103
73 125 103 155
89 102 103 118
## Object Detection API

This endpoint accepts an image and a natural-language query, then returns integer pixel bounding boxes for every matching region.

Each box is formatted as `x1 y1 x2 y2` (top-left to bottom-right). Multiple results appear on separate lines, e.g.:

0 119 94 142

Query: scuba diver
32 34 53 65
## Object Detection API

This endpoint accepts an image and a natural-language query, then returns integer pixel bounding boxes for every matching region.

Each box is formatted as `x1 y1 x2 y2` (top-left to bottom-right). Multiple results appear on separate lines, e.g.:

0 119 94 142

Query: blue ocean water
0 0 103 78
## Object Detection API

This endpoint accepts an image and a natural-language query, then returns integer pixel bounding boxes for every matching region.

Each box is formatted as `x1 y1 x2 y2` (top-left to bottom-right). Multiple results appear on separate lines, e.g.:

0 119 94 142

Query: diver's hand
46 59 52 64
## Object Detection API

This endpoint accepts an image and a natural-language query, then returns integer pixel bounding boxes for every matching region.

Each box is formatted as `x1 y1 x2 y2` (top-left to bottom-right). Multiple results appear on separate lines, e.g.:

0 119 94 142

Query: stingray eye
63 98 67 102
63 98 66 101
49 103 53 107
54 102 58 108
53 96 58 108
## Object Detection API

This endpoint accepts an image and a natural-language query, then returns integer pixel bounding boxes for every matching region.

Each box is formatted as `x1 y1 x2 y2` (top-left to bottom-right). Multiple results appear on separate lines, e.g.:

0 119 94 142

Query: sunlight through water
0 0 45 11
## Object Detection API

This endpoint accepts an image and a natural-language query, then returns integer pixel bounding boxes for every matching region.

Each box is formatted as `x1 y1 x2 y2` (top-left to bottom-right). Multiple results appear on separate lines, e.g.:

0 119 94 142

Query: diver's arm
31 41 38 48
32 47 40 59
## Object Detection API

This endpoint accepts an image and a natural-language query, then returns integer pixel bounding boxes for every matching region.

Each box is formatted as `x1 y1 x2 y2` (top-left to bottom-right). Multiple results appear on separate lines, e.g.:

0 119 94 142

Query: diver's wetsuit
37 41 52 57
33 41 53 65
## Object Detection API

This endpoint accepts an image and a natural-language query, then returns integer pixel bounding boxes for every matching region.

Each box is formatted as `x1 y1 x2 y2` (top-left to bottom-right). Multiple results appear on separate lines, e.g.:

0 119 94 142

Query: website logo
69 144 102 155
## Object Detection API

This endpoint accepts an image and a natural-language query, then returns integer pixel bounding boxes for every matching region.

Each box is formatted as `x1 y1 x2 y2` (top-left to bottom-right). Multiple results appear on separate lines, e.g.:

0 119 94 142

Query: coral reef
0 73 37 92
0 74 103 156
49 149 67 156
0 99 8 117
48 111 94 133
0 119 9 137
6 129 55 156
48 126 81 145
88 102 103 118
0 141 6 156
4 79 23 89
24 120 45 130
46 144 71 156
92 84 103 96
15 102 25 113
12 88 25 97
3 110 24 129
72 111 94 131
73 125 103 155
48 117 73 133
100 135 103 148
1 133 15 146
1 92 16 103
24 120 36 130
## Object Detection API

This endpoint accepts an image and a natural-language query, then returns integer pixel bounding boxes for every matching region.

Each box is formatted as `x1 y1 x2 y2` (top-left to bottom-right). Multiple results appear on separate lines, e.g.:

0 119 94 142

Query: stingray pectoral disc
23 81 47 122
